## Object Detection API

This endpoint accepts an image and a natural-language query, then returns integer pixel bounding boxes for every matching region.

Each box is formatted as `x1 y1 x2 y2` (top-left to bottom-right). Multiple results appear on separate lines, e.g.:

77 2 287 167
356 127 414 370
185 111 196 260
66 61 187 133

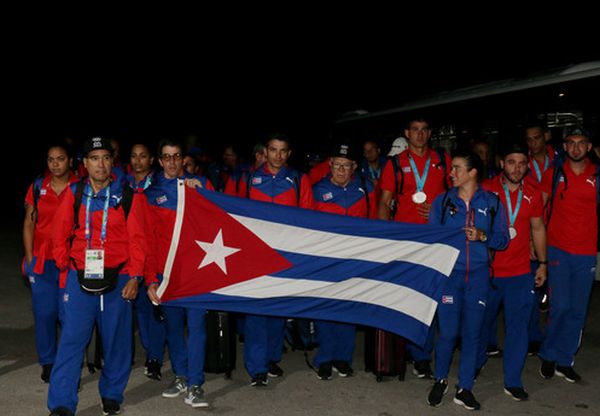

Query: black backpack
30 175 44 223
71 181 134 295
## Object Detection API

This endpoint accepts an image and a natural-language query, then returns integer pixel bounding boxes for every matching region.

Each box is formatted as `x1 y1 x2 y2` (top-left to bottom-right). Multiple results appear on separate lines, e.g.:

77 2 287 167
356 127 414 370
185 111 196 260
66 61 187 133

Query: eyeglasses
161 153 183 161
332 163 353 170
565 140 589 148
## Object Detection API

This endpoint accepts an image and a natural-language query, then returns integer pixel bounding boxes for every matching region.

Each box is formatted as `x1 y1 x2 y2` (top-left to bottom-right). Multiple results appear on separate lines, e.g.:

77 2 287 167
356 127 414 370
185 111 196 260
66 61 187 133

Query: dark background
7 24 599 228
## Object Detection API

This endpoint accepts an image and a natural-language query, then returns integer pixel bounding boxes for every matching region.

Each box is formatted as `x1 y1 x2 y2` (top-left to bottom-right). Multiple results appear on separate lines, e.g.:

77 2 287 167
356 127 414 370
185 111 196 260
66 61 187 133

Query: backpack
389 147 448 217
30 175 45 223
71 180 134 295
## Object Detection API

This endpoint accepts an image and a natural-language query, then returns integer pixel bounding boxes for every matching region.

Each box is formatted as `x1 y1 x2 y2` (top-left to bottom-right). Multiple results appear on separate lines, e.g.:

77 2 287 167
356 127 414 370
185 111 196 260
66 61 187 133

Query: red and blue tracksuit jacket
313 175 377 219
236 164 315 209
427 187 509 390
47 178 147 414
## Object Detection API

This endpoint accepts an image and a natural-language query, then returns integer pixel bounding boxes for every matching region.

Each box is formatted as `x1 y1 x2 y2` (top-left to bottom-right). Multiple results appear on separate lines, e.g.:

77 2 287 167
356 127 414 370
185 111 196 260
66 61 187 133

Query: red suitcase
364 328 406 381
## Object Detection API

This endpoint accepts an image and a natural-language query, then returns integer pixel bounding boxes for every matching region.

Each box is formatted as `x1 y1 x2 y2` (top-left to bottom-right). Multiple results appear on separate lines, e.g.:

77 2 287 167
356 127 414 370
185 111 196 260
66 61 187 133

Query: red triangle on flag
161 187 292 301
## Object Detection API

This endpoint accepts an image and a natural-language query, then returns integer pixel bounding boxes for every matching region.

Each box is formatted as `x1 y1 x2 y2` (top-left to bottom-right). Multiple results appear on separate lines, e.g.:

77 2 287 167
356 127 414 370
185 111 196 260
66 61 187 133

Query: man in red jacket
47 137 146 416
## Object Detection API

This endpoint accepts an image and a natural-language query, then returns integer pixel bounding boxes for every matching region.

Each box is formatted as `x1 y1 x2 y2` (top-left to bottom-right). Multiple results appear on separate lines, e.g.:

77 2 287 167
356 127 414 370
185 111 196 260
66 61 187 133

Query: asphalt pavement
1 224 598 415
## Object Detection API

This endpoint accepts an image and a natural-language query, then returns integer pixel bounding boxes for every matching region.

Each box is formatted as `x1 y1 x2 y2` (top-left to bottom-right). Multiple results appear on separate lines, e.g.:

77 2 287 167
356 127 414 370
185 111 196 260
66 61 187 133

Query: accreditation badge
85 249 105 280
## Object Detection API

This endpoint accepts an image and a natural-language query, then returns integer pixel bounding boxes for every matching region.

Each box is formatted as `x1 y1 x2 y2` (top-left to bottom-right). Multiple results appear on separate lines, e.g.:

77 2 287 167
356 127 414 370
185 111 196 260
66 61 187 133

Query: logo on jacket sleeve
156 195 168 205
442 295 453 304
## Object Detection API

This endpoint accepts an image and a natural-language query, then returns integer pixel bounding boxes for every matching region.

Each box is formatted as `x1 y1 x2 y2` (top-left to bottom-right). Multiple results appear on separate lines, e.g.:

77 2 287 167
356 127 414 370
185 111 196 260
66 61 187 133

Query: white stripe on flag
231 214 458 276
213 276 437 325
158 179 186 299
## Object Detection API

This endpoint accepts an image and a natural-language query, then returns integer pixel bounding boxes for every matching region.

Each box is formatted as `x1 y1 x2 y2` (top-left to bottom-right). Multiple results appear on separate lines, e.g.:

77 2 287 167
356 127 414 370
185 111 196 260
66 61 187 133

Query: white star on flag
195 229 241 274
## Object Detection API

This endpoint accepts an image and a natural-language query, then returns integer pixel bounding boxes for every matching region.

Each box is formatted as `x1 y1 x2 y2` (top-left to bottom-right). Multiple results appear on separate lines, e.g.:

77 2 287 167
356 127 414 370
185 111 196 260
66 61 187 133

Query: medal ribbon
408 153 431 193
502 182 522 227
532 155 549 182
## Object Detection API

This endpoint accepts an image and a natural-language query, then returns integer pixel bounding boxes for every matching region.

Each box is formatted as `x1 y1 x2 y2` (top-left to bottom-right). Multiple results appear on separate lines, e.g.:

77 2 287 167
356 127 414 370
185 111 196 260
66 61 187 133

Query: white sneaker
162 376 187 398
184 385 209 408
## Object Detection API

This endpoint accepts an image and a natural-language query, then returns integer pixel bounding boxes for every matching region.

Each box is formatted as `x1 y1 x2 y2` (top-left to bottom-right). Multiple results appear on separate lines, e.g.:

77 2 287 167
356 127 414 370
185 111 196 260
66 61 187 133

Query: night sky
8 37 599 227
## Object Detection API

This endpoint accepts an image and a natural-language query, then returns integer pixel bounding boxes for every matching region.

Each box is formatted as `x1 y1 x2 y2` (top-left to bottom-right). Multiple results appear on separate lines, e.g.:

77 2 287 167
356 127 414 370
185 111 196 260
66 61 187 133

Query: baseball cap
82 136 114 157
563 125 590 139
330 142 355 161
499 141 529 158
388 137 408 156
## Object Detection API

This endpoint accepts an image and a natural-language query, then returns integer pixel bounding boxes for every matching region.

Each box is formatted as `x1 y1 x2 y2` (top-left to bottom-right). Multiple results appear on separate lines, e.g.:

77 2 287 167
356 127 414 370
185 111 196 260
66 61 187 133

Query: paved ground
1 224 598 415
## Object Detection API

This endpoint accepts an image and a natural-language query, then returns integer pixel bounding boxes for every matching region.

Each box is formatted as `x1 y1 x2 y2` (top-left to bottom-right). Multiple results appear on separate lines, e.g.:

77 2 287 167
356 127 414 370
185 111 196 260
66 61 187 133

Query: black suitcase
364 327 406 381
204 310 236 378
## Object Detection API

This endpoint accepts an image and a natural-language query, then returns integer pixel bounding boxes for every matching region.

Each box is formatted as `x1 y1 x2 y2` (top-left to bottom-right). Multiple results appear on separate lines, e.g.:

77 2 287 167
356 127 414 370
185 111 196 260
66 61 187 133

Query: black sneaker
317 362 332 380
427 379 448 407
250 373 268 387
332 360 354 377
49 407 74 416
101 398 121 415
504 386 529 401
527 341 541 356
87 363 97 374
41 364 53 383
145 359 162 381
486 346 502 357
267 362 284 378
413 360 433 379
539 359 555 379
555 366 581 383
454 388 481 411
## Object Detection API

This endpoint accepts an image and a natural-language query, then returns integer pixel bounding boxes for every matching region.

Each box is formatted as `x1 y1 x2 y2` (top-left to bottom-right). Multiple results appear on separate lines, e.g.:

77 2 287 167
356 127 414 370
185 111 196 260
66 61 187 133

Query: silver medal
509 226 517 240
412 191 427 204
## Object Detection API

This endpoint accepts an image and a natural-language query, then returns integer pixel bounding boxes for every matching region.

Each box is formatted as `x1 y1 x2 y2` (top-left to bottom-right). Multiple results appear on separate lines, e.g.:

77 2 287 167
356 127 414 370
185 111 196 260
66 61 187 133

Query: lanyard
140 174 152 190
84 184 110 248
368 164 381 180
532 155 549 182
502 182 522 227
408 154 431 193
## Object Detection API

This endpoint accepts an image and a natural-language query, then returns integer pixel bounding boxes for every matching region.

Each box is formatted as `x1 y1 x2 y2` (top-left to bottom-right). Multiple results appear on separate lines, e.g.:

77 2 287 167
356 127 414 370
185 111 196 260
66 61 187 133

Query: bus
333 61 600 155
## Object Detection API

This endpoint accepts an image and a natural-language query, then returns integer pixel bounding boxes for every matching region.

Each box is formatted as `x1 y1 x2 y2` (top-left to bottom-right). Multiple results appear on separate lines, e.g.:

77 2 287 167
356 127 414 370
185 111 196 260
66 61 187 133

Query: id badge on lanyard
84 184 110 279
85 249 105 279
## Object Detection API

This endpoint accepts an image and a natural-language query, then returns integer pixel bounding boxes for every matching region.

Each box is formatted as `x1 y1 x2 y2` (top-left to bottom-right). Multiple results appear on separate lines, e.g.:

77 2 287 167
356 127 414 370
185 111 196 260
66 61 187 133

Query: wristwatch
480 231 488 242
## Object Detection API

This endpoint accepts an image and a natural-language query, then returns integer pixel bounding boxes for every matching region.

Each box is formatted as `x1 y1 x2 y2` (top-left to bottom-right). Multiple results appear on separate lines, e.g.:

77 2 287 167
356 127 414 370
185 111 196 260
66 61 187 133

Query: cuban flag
160 183 462 346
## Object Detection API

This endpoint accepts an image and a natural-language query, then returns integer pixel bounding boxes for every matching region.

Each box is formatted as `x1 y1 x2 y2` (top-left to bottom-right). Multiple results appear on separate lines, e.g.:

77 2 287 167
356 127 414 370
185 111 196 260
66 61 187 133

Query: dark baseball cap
82 136 113 157
500 141 529 158
563 125 590 139
330 142 356 161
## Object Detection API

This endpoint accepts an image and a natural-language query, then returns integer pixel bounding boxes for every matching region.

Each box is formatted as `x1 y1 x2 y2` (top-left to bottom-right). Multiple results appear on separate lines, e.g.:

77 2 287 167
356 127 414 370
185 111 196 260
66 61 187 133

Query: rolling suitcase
204 310 236 378
364 327 406 381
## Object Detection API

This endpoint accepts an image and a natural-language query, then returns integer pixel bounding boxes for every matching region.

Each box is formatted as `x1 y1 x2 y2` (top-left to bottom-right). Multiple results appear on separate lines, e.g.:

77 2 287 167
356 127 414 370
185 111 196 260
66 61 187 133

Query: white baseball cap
387 137 408 156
